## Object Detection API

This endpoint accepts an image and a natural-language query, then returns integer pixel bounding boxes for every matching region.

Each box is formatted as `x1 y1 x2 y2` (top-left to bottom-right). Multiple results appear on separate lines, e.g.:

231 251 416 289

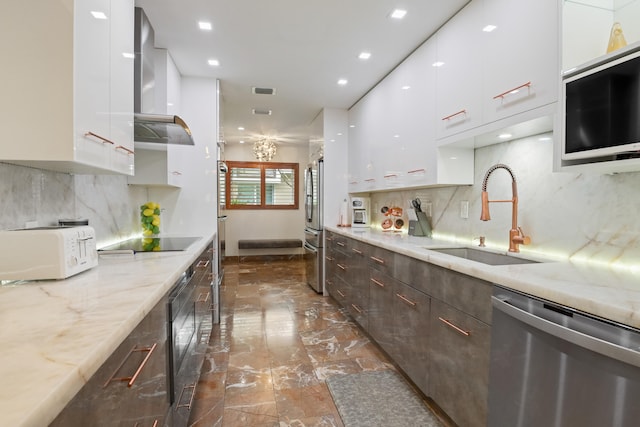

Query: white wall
223 143 309 257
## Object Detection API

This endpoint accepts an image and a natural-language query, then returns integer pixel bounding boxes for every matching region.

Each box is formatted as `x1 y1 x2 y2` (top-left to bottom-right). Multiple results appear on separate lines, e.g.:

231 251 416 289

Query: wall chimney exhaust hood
134 7 194 146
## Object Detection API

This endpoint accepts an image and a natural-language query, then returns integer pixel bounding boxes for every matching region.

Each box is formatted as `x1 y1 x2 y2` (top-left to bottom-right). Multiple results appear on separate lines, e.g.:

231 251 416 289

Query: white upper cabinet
435 0 485 139
348 37 474 192
0 0 134 175
482 0 559 123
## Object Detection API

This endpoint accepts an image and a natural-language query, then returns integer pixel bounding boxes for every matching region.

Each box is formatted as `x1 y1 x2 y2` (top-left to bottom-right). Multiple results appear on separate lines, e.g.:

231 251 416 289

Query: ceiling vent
252 108 273 116
252 87 276 95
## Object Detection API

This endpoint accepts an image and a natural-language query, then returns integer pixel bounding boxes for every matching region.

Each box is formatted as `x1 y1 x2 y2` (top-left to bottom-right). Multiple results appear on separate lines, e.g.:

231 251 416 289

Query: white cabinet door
482 0 559 123
0 0 133 175
74 0 112 170
109 0 135 175
435 0 485 139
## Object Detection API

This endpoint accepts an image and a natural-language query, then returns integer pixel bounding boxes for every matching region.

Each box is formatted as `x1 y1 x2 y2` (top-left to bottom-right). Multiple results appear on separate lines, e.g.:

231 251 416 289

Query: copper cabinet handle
85 131 115 145
364 178 375 182
134 420 159 427
176 383 197 410
196 260 210 268
337 289 346 298
104 343 158 388
442 109 467 121
384 173 398 178
370 256 385 265
197 292 211 303
326 279 333 286
326 237 334 241
337 264 346 271
407 168 425 174
325 256 335 261
351 304 363 314
336 241 345 247
115 145 134 155
370 277 385 288
396 293 417 307
438 317 471 337
352 248 362 254
493 81 531 100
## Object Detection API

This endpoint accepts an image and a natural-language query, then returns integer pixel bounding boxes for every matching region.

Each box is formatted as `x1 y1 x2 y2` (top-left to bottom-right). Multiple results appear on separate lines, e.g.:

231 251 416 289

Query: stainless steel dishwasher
488 286 640 427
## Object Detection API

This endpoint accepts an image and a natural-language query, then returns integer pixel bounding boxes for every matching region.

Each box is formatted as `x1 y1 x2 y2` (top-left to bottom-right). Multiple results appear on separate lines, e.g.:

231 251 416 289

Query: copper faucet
480 163 531 252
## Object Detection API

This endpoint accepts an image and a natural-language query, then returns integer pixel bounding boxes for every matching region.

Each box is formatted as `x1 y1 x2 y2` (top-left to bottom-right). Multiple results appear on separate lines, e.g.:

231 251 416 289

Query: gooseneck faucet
480 163 531 252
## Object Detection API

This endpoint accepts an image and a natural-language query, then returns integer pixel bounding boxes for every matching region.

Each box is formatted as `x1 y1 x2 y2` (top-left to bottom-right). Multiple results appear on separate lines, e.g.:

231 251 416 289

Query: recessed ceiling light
198 21 212 30
207 59 220 66
349 124 356 128
498 133 512 139
539 136 552 141
238 127 245 131
239 140 245 144
401 85 411 90
359 52 371 60
432 61 445 67
483 25 497 32
122 52 135 59
390 9 407 19
91 11 107 19
337 133 343 136
394 134 400 138
337 79 348 86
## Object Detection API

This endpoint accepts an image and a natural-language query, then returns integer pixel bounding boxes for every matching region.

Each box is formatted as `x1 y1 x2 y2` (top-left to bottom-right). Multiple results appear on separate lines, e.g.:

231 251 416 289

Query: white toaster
0 226 98 280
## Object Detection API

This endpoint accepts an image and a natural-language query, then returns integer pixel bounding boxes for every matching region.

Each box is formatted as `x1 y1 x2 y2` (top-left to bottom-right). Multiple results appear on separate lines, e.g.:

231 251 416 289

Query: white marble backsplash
371 132 640 269
0 162 146 247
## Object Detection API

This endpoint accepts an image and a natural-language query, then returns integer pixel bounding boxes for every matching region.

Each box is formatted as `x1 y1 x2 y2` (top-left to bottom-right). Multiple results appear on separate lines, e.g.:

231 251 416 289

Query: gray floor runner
326 370 444 427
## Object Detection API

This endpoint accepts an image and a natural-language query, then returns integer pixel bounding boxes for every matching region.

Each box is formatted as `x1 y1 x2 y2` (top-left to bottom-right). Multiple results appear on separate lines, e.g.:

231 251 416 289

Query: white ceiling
134 0 469 147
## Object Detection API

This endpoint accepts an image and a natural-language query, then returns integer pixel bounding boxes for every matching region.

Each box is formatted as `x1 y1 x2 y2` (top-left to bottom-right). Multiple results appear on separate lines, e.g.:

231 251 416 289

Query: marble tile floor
187 258 420 427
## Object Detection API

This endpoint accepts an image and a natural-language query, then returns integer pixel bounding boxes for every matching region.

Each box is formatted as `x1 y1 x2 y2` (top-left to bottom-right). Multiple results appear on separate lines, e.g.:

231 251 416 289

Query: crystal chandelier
253 138 277 161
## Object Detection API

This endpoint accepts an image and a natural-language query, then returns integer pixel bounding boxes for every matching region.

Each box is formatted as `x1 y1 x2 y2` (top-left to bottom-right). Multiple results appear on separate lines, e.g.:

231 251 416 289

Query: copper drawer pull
396 293 417 307
364 178 376 182
134 420 159 427
104 343 158 388
176 383 197 410
493 81 531 100
337 289 346 298
85 131 115 145
384 173 398 178
196 260 210 268
337 264 346 271
326 279 333 285
370 256 385 265
325 256 335 261
407 168 425 174
370 278 385 288
336 241 345 247
442 109 467 121
438 317 471 336
326 237 334 241
197 292 211 303
115 145 134 155
351 304 363 314
352 248 362 254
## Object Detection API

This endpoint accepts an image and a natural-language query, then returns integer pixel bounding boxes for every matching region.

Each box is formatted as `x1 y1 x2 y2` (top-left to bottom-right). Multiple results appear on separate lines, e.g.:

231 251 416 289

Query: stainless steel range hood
134 7 194 146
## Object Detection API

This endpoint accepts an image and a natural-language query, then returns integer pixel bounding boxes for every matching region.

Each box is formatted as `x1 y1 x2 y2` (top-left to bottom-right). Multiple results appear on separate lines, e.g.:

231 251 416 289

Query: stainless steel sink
429 247 540 266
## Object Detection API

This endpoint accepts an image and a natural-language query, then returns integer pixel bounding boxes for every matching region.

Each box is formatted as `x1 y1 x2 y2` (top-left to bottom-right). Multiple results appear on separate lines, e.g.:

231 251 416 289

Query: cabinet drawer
430 299 490 427
392 281 431 395
368 270 397 356
50 297 169 426
430 265 493 324
368 244 394 275
328 276 350 308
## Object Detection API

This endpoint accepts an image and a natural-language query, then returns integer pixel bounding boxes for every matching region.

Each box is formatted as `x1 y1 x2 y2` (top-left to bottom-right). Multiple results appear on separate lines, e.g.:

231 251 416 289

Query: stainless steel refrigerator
303 158 323 293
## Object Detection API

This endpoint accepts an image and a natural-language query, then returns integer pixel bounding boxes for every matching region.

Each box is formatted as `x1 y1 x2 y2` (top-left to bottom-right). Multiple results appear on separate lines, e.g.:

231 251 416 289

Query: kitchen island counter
0 234 213 427
326 226 640 331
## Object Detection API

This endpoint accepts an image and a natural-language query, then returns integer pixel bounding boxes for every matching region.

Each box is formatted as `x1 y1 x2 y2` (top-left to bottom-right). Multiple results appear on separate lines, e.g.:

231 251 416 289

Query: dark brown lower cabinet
392 280 431 395
49 296 169 426
429 298 491 427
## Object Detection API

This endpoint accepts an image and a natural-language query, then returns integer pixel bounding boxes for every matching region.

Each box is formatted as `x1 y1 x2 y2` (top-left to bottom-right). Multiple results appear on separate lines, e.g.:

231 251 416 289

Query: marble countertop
326 226 640 330
0 234 213 427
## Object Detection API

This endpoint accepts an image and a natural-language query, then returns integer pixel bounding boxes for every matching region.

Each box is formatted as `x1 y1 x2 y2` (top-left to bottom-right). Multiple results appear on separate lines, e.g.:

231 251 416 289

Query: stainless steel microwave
562 46 640 161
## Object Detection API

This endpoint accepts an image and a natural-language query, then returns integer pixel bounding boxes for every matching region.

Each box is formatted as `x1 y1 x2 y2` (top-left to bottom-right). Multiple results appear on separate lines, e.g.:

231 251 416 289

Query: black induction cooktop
98 236 201 253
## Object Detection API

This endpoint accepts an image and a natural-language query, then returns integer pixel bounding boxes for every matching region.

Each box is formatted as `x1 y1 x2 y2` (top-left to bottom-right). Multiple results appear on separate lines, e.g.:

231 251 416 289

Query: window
225 161 299 209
